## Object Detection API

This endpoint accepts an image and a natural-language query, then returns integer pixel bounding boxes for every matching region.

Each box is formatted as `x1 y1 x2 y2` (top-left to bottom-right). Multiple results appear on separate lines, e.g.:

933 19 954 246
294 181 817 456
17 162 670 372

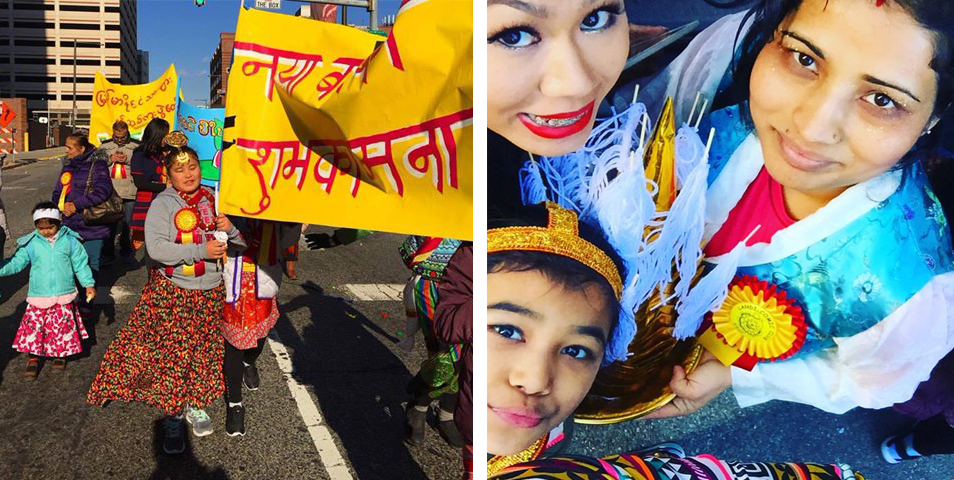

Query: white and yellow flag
221 0 473 240
89 65 179 146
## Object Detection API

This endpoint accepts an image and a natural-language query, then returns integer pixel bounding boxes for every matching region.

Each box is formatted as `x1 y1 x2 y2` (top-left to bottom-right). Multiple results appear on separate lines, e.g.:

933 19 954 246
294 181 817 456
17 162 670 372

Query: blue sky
137 0 403 106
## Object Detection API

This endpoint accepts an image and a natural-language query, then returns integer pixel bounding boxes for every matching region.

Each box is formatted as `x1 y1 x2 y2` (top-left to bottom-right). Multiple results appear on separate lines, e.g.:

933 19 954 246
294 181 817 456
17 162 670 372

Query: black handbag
80 152 124 225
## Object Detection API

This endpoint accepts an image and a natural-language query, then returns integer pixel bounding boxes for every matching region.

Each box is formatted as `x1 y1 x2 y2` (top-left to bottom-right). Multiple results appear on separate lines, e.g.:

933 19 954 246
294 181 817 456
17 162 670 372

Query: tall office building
136 48 147 83
0 0 138 126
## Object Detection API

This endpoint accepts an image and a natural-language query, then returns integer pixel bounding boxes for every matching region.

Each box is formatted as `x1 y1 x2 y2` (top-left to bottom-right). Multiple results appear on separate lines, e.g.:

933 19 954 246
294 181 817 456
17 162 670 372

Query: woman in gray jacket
87 132 244 454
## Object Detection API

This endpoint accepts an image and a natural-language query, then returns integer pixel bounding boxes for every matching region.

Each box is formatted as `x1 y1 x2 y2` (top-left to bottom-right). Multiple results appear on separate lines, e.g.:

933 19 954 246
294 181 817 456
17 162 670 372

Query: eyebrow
487 0 547 18
862 75 921 103
577 325 608 348
489 302 541 319
781 30 825 60
782 30 921 103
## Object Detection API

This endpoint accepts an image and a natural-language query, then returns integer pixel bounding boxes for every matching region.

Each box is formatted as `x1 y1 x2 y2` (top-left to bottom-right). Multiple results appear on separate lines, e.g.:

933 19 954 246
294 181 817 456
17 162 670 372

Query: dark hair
134 118 170 157
162 145 199 170
488 203 624 340
724 0 954 156
66 131 93 154
32 201 62 227
112 120 129 131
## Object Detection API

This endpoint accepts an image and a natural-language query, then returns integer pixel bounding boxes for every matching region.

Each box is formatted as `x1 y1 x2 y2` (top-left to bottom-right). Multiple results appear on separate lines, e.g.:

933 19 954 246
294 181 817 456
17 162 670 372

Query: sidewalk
0 146 65 170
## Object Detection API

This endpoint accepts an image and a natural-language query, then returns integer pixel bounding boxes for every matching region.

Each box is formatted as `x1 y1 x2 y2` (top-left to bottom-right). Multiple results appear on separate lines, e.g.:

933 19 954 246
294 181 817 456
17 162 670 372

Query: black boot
404 405 427 446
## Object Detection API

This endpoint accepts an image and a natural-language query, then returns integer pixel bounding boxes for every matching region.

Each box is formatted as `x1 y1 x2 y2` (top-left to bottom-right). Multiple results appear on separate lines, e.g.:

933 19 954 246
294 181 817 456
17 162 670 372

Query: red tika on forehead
876 0 885 6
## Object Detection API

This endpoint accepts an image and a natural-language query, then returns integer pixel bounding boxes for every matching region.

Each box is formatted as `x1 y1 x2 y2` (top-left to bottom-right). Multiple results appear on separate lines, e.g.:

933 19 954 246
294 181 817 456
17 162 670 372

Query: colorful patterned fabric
129 152 166 243
13 303 88 357
87 270 225 416
410 274 460 398
399 236 463 280
490 451 865 480
222 268 279 350
412 275 440 338
702 105 954 356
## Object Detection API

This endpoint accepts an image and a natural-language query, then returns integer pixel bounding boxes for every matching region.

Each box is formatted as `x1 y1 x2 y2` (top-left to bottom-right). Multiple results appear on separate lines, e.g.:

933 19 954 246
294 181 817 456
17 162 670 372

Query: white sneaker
184 406 214 437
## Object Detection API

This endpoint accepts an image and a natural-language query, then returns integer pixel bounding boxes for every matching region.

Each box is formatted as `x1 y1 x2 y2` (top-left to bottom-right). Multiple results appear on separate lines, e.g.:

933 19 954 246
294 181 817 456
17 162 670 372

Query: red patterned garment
222 266 279 349
13 303 88 357
87 270 224 415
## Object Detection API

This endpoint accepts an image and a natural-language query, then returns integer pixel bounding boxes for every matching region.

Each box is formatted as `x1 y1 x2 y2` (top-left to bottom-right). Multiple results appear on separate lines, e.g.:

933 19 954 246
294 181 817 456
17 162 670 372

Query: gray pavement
0 158 461 479
569 375 954 478
0 146 65 171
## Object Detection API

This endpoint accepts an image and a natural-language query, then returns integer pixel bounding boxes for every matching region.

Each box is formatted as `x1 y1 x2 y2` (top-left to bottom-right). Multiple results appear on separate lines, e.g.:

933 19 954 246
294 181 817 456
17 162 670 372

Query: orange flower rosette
173 208 202 276
698 275 807 371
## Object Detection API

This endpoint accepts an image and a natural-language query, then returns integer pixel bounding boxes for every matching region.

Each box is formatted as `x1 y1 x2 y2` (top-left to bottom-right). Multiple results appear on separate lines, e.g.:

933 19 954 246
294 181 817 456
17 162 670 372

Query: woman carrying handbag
51 132 115 279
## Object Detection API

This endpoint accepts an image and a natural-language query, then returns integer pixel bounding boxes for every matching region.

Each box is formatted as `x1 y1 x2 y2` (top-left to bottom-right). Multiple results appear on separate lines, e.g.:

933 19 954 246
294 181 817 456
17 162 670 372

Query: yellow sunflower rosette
699 275 807 370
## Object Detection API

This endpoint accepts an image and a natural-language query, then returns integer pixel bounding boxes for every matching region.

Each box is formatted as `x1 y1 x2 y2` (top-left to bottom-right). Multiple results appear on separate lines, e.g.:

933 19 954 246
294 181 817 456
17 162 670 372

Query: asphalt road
569 368 954 478
0 157 461 479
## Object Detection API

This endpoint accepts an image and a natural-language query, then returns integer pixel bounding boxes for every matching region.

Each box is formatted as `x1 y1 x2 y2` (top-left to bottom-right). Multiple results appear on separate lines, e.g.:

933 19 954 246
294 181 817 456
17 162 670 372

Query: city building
136 48 147 83
208 32 233 108
295 2 337 22
0 0 139 126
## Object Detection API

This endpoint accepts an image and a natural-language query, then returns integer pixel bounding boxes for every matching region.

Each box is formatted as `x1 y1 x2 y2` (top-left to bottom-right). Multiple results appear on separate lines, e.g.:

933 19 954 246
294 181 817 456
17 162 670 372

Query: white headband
33 209 62 223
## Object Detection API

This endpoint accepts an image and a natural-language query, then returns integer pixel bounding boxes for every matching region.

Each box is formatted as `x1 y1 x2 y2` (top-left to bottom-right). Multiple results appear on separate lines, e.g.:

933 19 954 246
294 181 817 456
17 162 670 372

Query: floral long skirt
14 303 88 357
87 270 225 416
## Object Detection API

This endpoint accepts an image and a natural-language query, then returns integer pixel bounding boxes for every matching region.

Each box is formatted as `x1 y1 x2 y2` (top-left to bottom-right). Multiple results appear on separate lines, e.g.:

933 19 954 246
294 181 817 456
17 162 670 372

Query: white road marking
343 283 404 301
267 330 353 479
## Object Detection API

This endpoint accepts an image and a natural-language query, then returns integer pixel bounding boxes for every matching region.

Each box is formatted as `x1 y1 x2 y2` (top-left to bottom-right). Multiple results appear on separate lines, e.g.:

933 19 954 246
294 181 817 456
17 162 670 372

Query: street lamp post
71 39 77 127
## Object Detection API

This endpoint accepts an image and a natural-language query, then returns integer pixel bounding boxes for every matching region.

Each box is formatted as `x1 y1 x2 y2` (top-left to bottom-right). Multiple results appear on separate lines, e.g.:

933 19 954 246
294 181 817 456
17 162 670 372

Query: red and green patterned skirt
87 270 225 416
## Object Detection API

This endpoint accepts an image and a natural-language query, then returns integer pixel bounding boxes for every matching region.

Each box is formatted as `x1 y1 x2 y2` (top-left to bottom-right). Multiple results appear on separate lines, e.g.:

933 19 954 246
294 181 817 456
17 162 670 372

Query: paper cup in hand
214 231 229 266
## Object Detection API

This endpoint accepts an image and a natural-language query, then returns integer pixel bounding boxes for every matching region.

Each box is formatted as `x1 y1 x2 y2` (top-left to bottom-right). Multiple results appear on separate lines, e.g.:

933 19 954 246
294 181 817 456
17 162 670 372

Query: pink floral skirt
13 303 88 357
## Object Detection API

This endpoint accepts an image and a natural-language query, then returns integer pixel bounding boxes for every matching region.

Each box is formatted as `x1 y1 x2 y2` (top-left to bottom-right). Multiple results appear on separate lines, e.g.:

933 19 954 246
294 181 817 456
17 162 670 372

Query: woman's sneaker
881 433 923 464
163 416 186 454
184 406 214 437
226 404 246 437
243 364 260 390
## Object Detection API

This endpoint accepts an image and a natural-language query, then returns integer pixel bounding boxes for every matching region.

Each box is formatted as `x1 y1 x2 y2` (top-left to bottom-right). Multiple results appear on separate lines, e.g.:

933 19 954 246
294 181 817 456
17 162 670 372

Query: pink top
704 167 796 257
27 292 77 309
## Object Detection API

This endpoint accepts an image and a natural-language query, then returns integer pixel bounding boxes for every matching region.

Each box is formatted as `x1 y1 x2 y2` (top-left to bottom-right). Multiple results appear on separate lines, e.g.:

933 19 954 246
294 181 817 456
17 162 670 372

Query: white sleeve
639 10 752 124
731 271 954 414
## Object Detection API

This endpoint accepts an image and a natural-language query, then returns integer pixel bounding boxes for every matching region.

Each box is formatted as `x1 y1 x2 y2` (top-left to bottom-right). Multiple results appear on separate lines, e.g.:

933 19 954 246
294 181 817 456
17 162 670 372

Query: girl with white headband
0 201 96 378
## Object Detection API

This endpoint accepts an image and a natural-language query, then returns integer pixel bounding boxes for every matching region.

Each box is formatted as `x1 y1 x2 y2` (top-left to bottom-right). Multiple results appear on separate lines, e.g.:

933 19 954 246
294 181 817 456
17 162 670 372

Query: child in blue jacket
0 202 96 378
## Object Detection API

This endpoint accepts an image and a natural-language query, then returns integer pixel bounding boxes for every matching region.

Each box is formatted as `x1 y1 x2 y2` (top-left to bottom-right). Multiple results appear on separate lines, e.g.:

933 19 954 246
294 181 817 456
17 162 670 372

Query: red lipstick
518 101 595 139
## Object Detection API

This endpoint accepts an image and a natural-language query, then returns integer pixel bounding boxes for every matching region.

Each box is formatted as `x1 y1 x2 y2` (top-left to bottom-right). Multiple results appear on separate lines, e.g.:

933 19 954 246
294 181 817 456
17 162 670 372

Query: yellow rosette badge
58 172 73 211
174 208 198 234
173 208 201 276
699 276 806 370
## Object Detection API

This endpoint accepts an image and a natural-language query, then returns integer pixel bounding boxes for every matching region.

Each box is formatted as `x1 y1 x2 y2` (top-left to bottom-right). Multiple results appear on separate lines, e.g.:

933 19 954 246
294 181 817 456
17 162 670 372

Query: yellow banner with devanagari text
221 0 472 240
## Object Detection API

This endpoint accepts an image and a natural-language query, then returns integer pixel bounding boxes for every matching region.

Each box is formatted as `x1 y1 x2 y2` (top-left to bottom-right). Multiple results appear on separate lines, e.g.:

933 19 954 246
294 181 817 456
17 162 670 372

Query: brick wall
0 98 28 155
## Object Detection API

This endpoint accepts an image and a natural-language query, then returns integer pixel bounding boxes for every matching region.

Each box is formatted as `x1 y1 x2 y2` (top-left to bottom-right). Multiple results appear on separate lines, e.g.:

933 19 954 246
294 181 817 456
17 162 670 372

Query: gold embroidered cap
488 202 623 299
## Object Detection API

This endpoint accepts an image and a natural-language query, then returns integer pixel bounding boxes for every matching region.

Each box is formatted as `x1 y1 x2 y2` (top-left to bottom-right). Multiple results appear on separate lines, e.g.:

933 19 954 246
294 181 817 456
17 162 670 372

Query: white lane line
343 283 404 301
266 330 353 479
